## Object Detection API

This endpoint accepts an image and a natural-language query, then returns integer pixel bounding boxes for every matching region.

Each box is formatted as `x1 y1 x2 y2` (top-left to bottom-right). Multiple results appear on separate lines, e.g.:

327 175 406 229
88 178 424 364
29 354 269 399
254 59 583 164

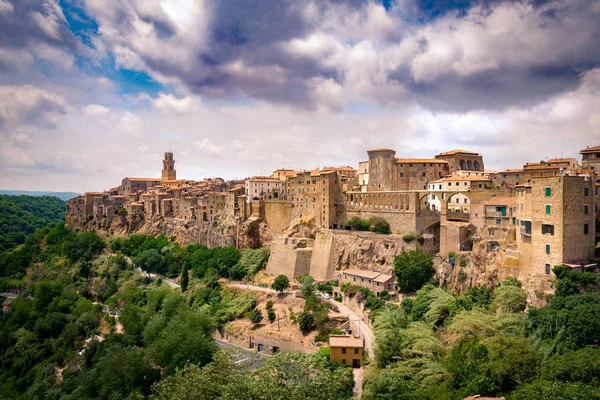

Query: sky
0 0 599 193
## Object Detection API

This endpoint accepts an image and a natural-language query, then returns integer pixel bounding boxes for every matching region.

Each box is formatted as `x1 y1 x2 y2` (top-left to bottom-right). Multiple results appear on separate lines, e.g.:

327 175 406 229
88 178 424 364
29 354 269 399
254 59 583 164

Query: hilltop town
66 145 600 302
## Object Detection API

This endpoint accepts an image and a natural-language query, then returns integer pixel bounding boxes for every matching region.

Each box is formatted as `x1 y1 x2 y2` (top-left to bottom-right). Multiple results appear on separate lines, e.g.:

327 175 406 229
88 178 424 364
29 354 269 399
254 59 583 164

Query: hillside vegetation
0 224 351 400
0 195 65 252
363 270 600 399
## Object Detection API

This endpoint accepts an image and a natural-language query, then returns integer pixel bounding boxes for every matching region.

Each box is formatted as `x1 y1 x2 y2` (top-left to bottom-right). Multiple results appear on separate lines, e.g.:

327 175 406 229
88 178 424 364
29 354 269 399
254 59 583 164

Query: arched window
467 160 473 170
473 160 480 171
460 160 467 169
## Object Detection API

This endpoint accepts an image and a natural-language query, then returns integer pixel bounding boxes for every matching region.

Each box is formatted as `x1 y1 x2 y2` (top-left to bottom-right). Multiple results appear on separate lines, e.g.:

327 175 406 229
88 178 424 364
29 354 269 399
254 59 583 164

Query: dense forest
0 223 352 399
0 195 65 252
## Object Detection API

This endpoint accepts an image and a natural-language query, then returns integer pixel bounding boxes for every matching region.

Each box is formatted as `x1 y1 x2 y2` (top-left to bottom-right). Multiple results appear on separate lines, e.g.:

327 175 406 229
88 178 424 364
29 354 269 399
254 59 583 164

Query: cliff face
66 209 272 249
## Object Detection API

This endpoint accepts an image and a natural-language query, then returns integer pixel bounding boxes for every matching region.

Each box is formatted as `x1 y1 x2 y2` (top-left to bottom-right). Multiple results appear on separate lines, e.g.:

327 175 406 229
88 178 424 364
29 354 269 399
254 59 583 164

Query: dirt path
226 283 295 295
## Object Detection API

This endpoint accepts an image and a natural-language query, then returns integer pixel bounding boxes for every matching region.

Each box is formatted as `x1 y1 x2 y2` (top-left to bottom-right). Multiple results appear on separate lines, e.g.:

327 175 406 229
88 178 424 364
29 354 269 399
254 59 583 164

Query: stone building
515 174 596 278
483 197 517 228
161 151 176 182
581 145 600 172
121 177 162 197
286 167 357 229
358 160 369 192
365 148 450 191
491 169 524 189
339 269 395 297
245 176 285 202
329 335 364 368
206 192 226 219
434 149 484 173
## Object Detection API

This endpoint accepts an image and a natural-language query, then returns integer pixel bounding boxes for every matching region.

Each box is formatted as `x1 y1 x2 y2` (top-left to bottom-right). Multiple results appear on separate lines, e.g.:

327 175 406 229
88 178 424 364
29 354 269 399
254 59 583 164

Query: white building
358 161 369 192
245 176 286 202
426 175 491 212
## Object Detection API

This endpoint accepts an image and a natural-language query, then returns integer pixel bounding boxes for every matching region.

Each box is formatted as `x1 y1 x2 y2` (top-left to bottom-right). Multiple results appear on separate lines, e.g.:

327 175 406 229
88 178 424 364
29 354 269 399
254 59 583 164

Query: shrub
368 217 391 234
267 310 276 323
272 274 290 293
266 300 274 311
346 216 370 231
297 311 314 331
246 308 263 324
379 290 389 300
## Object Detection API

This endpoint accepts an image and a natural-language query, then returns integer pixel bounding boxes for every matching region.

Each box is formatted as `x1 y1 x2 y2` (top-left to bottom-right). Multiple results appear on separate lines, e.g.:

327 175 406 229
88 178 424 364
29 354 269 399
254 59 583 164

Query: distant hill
0 190 80 201
0 195 66 252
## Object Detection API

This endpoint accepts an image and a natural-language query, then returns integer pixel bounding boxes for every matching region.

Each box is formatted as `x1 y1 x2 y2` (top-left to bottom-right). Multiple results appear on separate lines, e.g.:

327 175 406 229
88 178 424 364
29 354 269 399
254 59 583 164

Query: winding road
224 283 375 359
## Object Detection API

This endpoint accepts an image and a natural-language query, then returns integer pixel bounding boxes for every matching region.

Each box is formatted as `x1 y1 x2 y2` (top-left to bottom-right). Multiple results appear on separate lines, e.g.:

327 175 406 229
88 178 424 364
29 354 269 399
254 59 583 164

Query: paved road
225 283 375 359
135 268 179 289
215 338 265 369
225 283 295 295
328 298 375 359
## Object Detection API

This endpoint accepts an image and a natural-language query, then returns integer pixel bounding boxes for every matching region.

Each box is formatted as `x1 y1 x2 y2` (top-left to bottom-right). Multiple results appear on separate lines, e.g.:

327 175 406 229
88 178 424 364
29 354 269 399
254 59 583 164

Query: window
521 220 532 235
584 224 589 235
546 244 551 254
422 172 426 177
354 348 359 354
342 348 347 354
545 264 551 275
496 218 501 224
542 224 554 235
400 173 404 178
342 359 346 365
545 204 551 215
584 187 589 196
584 204 589 215
512 217 516 225
545 187 552 197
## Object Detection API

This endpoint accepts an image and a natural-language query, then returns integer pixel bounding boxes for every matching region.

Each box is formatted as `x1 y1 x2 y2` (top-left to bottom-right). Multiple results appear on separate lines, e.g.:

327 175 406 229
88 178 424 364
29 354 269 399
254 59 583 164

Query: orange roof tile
329 335 364 348
395 158 448 164
367 148 395 152
436 149 479 156
580 145 600 153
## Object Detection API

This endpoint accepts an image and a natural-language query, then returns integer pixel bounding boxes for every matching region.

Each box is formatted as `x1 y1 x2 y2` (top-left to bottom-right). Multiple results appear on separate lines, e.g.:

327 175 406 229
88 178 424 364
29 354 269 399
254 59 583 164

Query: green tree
297 311 314 331
247 308 263 325
228 263 247 281
272 274 290 293
368 216 391 234
394 249 434 293
134 249 166 274
268 310 277 323
363 368 426 400
181 265 189 293
495 278 527 314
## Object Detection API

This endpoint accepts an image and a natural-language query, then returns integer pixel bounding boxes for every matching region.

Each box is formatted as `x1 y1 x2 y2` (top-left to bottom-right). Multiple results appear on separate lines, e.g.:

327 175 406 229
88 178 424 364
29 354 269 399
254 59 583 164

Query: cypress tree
181 265 189 293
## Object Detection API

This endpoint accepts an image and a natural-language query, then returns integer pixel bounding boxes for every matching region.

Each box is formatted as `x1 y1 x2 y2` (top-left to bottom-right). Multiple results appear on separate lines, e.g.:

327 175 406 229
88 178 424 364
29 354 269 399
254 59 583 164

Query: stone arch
460 159 467 170
420 192 440 212
445 192 471 221
473 160 480 171
467 160 473 170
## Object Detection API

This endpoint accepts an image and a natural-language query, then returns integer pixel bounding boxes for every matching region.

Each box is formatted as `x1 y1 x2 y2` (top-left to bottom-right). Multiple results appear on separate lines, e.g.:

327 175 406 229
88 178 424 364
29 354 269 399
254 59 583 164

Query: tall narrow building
162 151 177 182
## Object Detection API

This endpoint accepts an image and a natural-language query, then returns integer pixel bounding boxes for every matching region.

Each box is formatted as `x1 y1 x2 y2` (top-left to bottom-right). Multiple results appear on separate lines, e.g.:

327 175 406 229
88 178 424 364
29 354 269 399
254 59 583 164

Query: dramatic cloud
0 0 599 192
80 0 600 111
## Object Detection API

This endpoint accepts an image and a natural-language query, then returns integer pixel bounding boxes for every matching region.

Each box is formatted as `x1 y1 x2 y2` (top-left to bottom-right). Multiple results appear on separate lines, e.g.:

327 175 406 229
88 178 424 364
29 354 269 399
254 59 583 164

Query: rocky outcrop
438 238 503 296
66 212 273 249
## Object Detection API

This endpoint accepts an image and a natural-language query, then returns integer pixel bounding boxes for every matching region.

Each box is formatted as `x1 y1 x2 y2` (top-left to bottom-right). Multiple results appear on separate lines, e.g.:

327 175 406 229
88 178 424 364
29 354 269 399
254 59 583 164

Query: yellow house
329 335 364 368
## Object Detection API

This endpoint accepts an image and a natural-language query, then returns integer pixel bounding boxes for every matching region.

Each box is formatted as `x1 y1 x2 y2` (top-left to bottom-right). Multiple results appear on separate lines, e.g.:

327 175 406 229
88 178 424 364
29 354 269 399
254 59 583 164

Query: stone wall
266 237 314 278
309 231 336 281
344 209 421 236
261 200 293 234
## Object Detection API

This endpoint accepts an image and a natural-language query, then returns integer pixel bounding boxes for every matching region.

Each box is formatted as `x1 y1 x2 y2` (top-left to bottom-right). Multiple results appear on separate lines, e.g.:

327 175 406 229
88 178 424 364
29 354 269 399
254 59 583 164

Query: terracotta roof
124 177 161 181
329 335 363 348
373 274 394 283
367 148 395 152
432 176 491 183
495 169 523 174
547 158 577 163
580 145 600 153
523 165 561 171
436 149 479 156
395 158 448 164
485 196 517 206
84 192 107 195
343 269 381 279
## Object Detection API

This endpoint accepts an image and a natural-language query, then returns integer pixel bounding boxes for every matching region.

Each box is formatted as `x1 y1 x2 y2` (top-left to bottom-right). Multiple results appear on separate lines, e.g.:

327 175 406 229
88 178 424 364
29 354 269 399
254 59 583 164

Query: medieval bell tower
162 151 177 182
